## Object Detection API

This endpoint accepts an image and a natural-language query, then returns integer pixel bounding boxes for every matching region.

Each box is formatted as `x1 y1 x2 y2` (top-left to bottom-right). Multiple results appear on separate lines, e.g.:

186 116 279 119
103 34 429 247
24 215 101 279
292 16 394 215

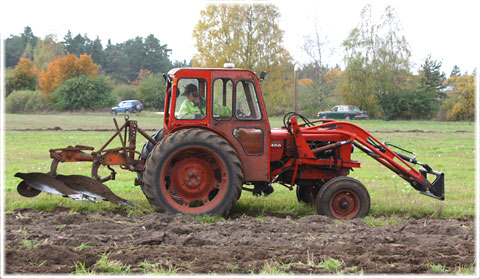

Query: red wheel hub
170 158 217 200
329 190 360 219
160 147 228 214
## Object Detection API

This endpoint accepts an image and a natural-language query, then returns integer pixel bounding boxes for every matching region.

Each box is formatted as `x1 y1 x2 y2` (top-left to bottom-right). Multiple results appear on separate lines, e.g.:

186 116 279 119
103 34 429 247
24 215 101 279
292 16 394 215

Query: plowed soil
5 207 474 275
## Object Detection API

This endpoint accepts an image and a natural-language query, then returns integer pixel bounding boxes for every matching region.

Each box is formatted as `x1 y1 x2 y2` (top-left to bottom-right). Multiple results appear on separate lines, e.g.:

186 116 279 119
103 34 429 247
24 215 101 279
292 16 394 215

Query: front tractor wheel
142 129 243 217
316 177 370 219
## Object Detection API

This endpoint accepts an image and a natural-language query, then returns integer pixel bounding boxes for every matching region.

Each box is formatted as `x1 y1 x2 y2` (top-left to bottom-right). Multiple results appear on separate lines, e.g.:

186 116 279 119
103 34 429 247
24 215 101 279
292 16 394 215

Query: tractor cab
163 67 272 182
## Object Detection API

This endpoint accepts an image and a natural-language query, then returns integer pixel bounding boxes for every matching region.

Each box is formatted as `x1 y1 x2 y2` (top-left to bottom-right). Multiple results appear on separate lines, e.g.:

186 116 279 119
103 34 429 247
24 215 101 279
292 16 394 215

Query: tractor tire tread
142 128 243 216
316 176 370 219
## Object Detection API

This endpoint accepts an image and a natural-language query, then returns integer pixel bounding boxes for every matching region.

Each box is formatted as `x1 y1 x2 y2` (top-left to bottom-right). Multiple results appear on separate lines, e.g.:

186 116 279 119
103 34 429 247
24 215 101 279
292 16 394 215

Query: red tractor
15 67 444 219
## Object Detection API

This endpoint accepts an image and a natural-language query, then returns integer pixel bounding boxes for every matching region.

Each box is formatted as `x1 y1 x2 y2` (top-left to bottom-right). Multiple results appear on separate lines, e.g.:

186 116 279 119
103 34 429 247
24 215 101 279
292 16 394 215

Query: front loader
15 66 444 219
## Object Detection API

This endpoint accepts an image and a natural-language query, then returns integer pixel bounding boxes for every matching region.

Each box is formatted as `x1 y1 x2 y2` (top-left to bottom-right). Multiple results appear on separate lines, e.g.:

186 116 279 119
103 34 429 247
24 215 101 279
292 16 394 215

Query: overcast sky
1 0 478 75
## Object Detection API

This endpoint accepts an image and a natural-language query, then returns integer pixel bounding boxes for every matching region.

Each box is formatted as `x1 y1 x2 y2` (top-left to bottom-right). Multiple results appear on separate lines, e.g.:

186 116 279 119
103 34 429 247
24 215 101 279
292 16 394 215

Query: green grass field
4 113 476 219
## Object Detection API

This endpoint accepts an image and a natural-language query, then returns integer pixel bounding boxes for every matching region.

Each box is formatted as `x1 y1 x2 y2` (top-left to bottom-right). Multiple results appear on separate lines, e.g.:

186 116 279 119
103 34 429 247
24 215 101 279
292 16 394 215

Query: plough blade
15 172 134 206
56 175 135 206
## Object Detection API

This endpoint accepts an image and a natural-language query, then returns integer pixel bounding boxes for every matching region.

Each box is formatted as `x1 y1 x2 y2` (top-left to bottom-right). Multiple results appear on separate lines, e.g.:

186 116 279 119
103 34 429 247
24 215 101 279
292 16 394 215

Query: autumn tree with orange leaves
38 53 98 96
5 57 38 96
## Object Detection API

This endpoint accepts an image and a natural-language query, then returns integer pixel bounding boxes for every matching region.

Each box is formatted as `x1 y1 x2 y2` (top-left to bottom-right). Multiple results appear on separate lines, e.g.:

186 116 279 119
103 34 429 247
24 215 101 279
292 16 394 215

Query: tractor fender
139 129 165 160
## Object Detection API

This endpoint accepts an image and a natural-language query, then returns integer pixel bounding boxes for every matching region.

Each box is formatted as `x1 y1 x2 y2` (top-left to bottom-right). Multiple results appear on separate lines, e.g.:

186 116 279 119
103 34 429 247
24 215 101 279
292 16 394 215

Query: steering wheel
236 108 246 119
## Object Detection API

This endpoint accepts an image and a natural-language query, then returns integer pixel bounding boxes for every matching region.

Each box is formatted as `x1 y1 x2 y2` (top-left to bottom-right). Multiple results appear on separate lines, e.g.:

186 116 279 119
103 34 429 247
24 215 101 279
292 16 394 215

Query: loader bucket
15 172 134 206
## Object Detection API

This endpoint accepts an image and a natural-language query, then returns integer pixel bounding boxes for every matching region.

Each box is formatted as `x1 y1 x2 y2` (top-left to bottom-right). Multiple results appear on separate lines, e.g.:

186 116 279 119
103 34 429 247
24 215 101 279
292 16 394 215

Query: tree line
4 4 475 121
295 5 474 121
5 27 183 112
6 27 186 82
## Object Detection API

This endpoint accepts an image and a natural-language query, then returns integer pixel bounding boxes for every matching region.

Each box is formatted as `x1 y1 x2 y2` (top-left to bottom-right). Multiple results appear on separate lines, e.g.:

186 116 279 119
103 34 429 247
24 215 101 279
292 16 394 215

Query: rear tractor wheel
142 129 243 217
137 129 164 199
316 177 370 219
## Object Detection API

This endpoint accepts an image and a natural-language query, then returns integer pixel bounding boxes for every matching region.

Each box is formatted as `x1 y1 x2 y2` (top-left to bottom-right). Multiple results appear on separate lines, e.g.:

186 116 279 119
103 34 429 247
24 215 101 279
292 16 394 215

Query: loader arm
295 118 444 200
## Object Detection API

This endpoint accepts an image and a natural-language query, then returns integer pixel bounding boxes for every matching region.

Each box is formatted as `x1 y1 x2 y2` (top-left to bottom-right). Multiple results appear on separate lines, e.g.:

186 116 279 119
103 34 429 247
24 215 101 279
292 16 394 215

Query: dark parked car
316 105 369 120
111 100 143 114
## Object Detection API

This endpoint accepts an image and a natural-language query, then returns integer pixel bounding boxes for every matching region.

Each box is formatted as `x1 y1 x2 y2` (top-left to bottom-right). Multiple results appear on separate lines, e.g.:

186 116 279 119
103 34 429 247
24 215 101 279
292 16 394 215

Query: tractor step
14 172 134 206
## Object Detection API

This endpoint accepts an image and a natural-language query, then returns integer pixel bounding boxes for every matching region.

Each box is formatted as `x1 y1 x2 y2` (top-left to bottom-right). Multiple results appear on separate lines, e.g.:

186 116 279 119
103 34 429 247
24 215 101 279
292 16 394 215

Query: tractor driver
178 84 232 119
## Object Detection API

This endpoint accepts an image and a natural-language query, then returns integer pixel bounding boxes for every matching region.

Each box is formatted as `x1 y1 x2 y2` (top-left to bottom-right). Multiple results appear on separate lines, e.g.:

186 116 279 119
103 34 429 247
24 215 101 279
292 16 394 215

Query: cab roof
168 67 256 76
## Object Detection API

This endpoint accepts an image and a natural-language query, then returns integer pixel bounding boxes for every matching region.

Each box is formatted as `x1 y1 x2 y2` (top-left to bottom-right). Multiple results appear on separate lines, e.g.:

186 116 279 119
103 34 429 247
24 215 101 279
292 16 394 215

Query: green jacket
178 99 231 119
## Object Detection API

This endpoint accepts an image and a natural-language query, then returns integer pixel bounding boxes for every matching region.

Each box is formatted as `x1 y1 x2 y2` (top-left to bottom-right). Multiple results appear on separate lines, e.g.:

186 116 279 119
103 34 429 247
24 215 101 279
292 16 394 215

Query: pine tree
419 55 446 97
450 65 461 78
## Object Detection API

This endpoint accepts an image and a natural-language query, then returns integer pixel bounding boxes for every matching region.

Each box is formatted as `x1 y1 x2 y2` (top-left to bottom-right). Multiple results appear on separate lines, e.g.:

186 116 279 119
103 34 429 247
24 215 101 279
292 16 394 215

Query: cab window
174 78 207 120
212 78 233 120
235 80 261 120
